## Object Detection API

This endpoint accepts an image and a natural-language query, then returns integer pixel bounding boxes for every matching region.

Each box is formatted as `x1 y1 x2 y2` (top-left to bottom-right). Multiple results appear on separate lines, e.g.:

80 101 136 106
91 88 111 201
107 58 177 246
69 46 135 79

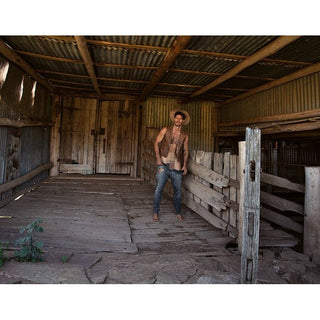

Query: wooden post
241 128 261 284
50 96 61 176
237 141 245 251
304 167 320 264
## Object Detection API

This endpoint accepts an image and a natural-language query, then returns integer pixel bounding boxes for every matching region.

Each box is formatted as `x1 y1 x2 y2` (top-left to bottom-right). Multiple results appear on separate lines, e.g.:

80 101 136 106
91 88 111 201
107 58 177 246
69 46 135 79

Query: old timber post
304 167 320 264
241 128 261 284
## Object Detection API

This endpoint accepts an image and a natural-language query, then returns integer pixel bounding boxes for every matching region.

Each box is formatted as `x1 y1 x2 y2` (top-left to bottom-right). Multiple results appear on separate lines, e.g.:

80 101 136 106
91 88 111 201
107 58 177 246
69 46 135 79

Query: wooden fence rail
142 130 240 237
260 171 305 235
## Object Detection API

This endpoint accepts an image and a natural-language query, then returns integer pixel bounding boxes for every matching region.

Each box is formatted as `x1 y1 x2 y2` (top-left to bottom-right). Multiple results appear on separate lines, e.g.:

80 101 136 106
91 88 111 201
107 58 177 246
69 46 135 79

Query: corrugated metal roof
90 44 165 67
186 36 277 56
87 35 176 48
3 36 82 60
268 36 320 63
1 35 320 103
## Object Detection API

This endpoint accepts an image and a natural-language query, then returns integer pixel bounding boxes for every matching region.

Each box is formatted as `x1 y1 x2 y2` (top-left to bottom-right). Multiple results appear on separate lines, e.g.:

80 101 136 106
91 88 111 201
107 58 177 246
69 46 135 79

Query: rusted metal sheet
220 71 320 126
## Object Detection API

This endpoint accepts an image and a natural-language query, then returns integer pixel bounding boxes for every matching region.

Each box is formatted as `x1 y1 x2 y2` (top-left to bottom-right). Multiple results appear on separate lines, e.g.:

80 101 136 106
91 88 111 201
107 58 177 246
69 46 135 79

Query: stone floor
0 175 319 284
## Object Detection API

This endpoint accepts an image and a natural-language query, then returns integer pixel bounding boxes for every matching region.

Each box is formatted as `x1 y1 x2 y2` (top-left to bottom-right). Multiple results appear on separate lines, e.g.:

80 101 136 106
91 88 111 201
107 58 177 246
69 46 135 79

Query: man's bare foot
153 213 159 222
176 214 184 222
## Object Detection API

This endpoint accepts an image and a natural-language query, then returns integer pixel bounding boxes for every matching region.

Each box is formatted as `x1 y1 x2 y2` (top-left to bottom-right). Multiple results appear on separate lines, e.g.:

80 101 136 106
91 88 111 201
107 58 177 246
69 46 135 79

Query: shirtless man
152 109 190 222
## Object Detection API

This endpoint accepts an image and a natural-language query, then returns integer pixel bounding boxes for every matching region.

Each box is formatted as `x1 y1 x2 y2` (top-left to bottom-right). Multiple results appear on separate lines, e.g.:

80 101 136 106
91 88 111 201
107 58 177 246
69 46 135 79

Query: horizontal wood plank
261 191 304 215
0 162 53 194
261 207 303 234
183 176 226 211
261 172 305 193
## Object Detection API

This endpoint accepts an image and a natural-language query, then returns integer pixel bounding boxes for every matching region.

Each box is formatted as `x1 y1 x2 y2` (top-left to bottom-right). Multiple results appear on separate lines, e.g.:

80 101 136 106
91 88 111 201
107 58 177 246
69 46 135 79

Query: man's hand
181 166 188 175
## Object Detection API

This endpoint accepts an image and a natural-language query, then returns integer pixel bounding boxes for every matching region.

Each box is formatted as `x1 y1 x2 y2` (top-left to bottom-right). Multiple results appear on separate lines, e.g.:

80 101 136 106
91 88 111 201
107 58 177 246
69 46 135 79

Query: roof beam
0 38 54 92
219 60 320 107
42 36 310 68
139 36 192 101
184 36 301 102
74 36 101 95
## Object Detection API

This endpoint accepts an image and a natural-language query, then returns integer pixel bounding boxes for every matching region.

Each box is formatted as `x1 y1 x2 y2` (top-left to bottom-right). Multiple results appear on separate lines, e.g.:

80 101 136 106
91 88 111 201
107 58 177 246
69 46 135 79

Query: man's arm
154 127 167 165
181 135 189 175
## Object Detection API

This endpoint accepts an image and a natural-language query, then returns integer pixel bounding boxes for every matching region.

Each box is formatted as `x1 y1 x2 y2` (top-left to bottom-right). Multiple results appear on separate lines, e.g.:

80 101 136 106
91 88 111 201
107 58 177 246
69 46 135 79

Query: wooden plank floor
1 175 309 284
0 175 231 255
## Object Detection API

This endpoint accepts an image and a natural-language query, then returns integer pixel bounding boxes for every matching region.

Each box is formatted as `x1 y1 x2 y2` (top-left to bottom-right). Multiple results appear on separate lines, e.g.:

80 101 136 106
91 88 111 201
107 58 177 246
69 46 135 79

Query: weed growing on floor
14 219 44 263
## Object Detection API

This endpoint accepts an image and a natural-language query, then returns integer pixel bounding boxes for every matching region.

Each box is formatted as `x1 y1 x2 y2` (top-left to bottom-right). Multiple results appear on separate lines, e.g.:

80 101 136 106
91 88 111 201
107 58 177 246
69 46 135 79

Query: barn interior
1 35 320 285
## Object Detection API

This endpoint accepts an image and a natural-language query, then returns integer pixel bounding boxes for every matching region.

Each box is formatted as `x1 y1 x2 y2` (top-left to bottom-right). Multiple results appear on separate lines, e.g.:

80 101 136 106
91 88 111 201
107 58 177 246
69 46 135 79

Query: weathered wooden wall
58 96 97 174
0 54 52 203
58 97 139 176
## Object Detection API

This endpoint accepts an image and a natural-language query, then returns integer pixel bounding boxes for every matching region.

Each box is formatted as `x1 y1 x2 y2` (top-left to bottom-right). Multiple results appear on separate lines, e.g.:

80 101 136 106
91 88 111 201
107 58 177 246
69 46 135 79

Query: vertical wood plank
241 128 261 284
213 152 223 217
222 152 230 222
237 141 245 251
229 154 237 232
194 151 205 204
304 167 320 264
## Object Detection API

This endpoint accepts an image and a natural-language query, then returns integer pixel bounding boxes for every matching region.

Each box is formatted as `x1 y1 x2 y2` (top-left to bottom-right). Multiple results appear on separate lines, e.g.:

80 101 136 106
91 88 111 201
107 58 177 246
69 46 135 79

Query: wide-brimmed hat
169 109 190 126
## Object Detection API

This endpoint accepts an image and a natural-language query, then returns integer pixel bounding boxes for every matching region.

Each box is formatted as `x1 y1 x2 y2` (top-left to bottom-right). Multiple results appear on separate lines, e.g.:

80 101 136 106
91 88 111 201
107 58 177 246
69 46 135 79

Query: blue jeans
153 164 183 215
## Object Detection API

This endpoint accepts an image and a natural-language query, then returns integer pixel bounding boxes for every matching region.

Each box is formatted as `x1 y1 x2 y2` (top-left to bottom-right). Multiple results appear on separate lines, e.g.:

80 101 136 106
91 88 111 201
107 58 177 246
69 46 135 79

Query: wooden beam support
74 36 101 96
0 39 54 92
0 162 53 194
186 36 301 101
0 117 53 128
139 36 192 101
241 128 261 284
56 89 138 101
219 108 320 128
304 167 320 263
221 60 320 106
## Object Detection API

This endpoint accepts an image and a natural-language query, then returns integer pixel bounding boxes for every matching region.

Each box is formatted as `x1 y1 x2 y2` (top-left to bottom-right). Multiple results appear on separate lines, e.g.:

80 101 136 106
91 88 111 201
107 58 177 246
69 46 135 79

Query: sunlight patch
31 81 37 107
18 76 24 103
0 61 9 90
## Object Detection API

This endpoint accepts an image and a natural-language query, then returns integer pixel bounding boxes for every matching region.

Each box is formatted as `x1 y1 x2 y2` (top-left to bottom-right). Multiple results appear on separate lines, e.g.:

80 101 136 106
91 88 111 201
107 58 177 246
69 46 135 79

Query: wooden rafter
219 60 320 107
55 89 138 101
139 36 192 101
42 36 311 68
0 39 54 92
74 36 101 95
18 50 274 81
184 36 301 101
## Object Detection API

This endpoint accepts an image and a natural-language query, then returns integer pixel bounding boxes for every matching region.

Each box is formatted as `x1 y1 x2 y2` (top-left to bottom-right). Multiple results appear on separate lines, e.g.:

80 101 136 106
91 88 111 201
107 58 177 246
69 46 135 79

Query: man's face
174 114 184 127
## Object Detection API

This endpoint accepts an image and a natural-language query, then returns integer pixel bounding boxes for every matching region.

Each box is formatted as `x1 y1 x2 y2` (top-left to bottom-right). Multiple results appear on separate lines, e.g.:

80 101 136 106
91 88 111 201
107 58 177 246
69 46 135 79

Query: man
152 109 190 222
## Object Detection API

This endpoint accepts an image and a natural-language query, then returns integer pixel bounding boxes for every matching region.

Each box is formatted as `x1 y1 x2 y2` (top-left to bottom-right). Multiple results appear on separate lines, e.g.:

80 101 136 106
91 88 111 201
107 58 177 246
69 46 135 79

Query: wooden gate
96 100 137 175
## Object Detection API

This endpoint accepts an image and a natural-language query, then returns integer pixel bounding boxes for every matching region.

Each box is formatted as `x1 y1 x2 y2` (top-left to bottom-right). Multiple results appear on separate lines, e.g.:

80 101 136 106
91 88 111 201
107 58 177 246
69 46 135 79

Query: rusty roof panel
174 52 239 74
21 56 88 75
87 35 176 48
239 62 304 79
268 36 320 63
89 44 165 67
211 77 269 91
161 71 218 87
2 36 82 60
186 36 277 56
95 67 154 82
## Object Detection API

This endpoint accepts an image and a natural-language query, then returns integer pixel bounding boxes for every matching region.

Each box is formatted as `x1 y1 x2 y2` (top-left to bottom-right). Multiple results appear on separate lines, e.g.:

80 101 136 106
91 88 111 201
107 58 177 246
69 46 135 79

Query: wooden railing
260 172 304 234
142 133 240 237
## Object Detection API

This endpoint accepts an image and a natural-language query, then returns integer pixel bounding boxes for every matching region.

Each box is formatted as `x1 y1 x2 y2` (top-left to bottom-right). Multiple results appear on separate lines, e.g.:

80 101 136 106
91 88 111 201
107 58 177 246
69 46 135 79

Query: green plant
14 219 44 263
